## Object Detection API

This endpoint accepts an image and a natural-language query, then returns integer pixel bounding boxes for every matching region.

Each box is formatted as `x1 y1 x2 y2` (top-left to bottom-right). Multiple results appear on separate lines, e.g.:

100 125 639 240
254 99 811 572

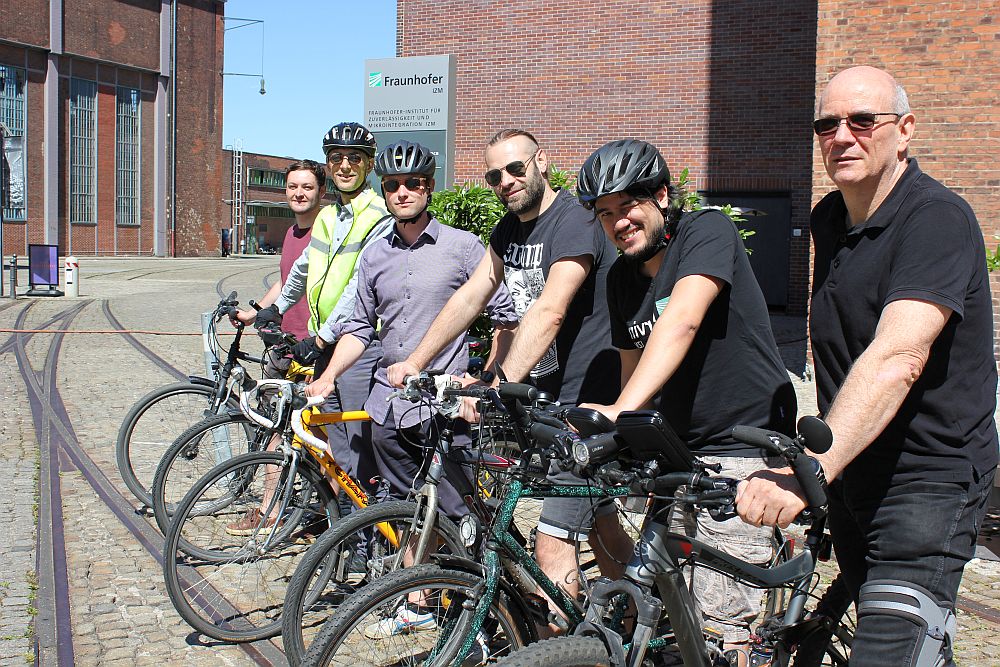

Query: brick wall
172 0 226 256
397 0 818 314
64 0 160 72
813 0 1000 361
0 0 49 49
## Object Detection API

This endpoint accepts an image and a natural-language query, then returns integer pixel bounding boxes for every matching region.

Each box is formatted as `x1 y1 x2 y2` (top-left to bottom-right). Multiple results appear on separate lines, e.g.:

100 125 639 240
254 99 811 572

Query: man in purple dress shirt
305 140 517 522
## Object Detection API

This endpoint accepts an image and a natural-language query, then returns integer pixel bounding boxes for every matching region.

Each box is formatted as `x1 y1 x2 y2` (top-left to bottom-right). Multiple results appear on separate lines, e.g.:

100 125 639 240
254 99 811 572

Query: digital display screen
28 244 59 287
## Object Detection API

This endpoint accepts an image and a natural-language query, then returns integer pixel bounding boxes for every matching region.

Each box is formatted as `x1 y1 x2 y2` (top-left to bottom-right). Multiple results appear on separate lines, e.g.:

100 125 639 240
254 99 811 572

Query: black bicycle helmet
322 122 377 157
577 140 670 209
374 140 436 178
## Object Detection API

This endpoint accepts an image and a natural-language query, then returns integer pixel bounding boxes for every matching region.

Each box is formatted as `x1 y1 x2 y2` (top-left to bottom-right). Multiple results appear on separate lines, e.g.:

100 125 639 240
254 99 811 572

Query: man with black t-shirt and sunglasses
388 129 626 622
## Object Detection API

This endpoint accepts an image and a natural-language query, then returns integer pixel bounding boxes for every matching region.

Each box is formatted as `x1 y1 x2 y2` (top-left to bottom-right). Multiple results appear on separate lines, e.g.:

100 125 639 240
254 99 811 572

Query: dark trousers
317 340 380 492
828 467 995 667
370 412 471 521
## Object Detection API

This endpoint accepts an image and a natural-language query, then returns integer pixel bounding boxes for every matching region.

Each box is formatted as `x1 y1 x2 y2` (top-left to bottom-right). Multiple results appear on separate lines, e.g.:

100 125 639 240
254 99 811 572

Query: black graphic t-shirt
489 189 619 404
607 209 795 455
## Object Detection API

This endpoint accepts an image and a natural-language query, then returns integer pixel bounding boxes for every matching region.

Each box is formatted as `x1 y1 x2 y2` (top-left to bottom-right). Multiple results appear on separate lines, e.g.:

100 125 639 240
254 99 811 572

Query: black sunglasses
484 152 538 187
813 112 902 136
382 176 427 193
328 152 365 165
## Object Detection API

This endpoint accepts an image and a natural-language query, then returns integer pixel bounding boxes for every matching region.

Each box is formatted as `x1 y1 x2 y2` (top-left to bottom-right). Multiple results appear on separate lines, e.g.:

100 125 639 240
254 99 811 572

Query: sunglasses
484 152 538 187
812 112 902 136
382 176 428 193
328 152 365 166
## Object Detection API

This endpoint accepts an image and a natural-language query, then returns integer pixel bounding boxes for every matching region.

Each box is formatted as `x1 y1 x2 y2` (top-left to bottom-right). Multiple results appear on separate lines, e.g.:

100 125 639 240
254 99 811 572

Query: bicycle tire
492 636 610 667
282 500 465 666
150 412 270 535
116 381 230 506
162 450 339 641
301 563 531 667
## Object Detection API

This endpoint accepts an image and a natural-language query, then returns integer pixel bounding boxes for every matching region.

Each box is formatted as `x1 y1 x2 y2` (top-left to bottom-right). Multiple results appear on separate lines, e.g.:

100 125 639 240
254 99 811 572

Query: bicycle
147 335 313 535
160 372 377 642
297 387 639 666
115 291 262 507
300 411 851 667
280 373 547 665
491 417 853 667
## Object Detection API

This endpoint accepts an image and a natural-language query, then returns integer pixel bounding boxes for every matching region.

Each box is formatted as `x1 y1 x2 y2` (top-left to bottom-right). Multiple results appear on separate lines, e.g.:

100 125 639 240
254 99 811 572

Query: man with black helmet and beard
577 140 796 664
243 122 392 496
306 141 516 573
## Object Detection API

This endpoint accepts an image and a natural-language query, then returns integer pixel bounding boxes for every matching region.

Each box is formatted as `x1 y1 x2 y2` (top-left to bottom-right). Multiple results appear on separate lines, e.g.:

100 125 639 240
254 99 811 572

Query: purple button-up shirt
338 218 518 428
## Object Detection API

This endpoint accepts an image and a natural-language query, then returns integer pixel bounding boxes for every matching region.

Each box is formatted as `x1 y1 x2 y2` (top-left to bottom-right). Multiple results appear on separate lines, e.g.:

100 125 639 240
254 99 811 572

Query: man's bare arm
500 256 593 382
736 297 952 528
304 334 367 398
816 298 951 478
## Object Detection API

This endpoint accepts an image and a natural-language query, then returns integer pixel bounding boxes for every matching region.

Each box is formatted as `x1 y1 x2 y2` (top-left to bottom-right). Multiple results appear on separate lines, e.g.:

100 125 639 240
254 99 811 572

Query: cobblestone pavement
0 259 998 666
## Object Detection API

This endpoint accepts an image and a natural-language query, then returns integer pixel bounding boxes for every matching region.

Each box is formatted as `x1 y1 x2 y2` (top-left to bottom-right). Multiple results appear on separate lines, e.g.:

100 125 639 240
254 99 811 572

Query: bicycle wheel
151 413 270 534
116 381 228 506
493 636 609 667
301 564 531 667
162 450 339 641
282 500 465 666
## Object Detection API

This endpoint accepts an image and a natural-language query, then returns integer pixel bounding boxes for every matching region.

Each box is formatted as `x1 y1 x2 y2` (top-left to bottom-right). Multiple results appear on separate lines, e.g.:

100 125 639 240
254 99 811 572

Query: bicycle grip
732 425 785 455
498 382 538 404
528 421 569 447
790 454 828 511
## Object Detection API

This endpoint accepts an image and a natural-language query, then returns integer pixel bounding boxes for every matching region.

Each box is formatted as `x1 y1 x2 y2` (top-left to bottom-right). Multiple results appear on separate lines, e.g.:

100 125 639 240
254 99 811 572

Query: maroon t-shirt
279 224 312 340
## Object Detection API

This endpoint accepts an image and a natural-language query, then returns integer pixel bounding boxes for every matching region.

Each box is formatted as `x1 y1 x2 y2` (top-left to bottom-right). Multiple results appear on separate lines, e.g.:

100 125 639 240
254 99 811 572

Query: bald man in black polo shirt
737 66 998 666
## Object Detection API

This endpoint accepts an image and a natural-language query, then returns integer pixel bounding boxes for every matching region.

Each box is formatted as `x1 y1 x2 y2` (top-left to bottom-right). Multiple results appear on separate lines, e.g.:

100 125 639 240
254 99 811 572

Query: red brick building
396 0 999 320
0 0 226 257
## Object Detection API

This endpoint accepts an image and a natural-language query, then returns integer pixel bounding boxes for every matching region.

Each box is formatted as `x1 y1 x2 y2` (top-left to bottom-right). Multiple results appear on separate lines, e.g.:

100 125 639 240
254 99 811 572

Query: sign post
363 55 456 188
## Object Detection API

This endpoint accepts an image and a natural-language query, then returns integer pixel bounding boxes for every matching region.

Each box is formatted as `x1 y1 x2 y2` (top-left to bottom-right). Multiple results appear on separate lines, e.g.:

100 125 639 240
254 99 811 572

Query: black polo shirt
810 158 999 483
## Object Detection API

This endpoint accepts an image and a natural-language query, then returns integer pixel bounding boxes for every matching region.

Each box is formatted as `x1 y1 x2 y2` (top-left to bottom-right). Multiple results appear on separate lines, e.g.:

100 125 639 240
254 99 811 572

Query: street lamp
221 17 266 96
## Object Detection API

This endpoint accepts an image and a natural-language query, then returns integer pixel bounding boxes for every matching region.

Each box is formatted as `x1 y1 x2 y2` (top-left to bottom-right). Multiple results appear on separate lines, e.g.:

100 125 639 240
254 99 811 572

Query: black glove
254 304 282 329
292 336 324 365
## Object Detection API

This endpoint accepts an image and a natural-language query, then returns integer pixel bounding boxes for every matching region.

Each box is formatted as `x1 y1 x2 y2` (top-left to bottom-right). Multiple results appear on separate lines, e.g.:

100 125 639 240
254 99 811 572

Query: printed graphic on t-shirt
626 294 671 349
503 241 558 377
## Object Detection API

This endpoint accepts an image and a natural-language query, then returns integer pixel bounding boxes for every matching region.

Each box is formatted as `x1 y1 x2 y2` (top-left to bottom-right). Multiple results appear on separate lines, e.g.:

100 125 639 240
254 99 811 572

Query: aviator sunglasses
382 176 428 193
484 152 538 186
328 152 365 165
813 112 902 136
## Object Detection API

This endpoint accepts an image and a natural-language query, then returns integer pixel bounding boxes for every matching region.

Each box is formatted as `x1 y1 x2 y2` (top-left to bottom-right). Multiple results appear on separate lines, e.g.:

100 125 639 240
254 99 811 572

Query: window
69 78 97 225
115 87 140 226
248 168 285 188
0 63 26 221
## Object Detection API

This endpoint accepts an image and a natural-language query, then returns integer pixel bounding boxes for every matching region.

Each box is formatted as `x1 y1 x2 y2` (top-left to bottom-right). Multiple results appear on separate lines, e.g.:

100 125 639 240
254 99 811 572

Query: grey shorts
668 454 779 644
536 462 617 540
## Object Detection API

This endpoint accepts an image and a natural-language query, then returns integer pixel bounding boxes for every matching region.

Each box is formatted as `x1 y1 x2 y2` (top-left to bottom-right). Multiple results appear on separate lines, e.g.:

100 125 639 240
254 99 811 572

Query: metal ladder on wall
231 139 244 254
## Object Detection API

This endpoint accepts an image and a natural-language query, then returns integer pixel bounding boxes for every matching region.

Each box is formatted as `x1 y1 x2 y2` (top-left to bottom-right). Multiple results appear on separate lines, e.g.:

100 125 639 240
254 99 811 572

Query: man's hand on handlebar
231 309 257 327
579 402 622 424
305 376 336 399
254 304 282 330
735 468 808 529
387 359 420 388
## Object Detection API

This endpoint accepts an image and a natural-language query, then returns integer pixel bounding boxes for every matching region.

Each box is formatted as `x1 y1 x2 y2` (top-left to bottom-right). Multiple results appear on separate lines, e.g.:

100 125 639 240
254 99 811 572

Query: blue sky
222 0 397 161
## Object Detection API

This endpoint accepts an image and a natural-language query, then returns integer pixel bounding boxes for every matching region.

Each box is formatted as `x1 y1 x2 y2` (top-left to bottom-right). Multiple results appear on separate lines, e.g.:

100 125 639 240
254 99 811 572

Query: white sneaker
363 603 437 639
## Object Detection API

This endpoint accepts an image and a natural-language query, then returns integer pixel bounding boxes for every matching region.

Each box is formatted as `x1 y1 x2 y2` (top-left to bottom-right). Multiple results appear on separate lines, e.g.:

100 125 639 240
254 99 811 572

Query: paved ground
0 257 997 666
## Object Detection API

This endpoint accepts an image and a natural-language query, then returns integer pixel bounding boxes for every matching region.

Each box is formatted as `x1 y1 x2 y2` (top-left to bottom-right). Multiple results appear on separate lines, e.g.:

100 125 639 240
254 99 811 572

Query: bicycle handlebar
732 417 831 514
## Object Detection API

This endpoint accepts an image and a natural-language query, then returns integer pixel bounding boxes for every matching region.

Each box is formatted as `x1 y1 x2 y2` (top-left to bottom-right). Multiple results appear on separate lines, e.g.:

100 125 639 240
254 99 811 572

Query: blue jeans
828 466 995 667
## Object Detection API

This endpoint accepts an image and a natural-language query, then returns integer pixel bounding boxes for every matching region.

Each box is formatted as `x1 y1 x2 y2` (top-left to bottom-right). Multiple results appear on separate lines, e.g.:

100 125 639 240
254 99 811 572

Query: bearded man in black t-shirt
388 129 627 618
577 139 796 660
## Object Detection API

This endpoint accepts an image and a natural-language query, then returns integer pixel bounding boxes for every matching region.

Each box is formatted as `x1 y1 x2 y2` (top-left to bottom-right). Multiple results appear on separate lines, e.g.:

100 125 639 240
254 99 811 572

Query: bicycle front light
572 441 590 466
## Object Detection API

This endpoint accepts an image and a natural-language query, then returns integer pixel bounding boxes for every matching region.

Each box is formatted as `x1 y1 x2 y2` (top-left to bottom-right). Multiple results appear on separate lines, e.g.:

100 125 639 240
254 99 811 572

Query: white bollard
64 256 79 297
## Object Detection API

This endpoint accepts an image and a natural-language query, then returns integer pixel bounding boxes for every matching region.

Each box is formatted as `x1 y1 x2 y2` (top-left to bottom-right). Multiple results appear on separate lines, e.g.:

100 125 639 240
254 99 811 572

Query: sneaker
225 509 279 536
363 603 437 639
